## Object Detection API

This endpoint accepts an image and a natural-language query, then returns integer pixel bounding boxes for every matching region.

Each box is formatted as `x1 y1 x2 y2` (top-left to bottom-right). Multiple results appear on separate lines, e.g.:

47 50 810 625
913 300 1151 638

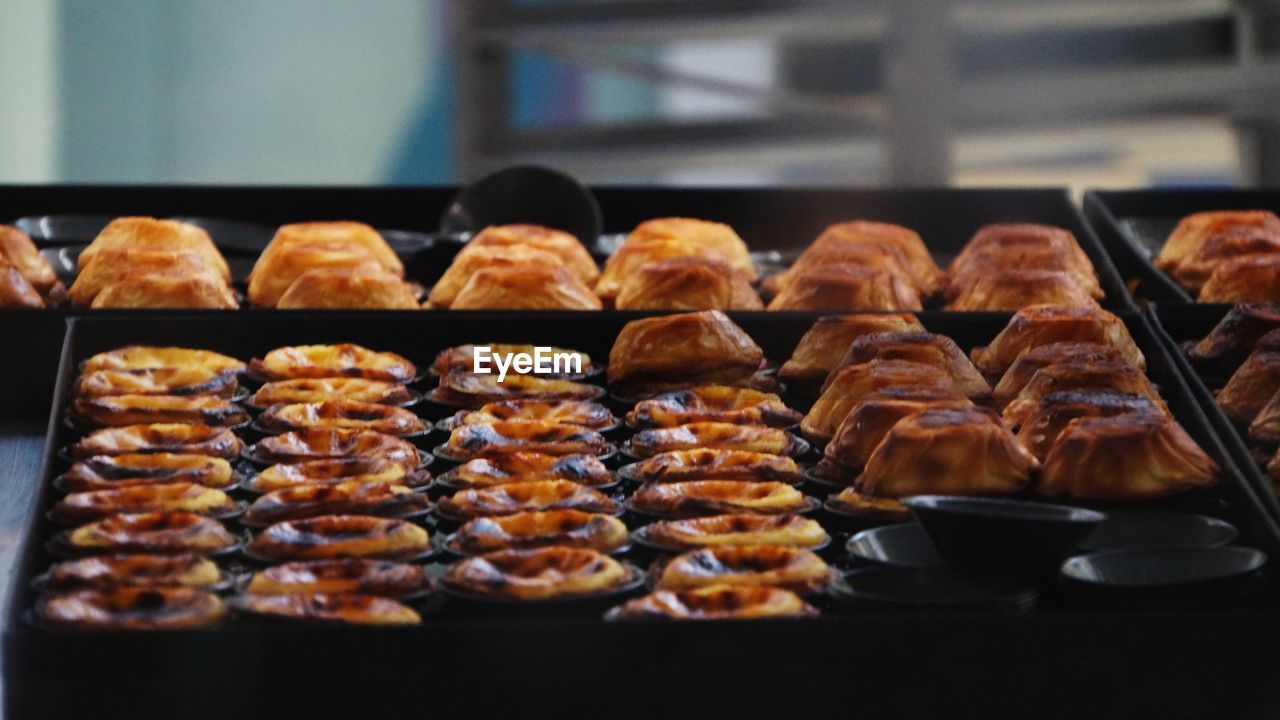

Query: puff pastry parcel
596 217 756 302
614 257 762 311
450 265 602 310
248 221 405 307
778 313 924 389
971 305 1145 378
608 310 766 398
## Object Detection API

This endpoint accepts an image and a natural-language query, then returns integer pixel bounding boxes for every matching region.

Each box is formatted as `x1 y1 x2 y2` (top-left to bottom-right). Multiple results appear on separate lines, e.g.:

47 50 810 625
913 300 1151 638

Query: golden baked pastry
619 449 802 485
596 217 756 302
800 221 941 296
615 257 763 311
608 310 765 398
63 511 239 555
641 513 828 550
946 223 1099 299
37 587 226 630
230 593 420 625
1217 346 1280 424
437 480 618 519
258 400 425 436
246 457 426 493
818 387 976 473
1199 255 1280 303
1015 390 1163 461
79 217 230 280
1156 210 1280 274
461 224 600 285
971 305 1145 378
1037 415 1218 500
446 509 628 555
250 378 413 409
1001 361 1167 428
248 221 402 307
434 371 604 408
655 545 832 594
1249 388 1280 444
826 487 912 523
70 247 234 307
82 346 245 375
38 554 222 591
767 266 922 312
243 481 428 526
427 244 563 308
451 265 603 310
251 429 420 470
0 258 44 308
1187 304 1280 371
991 342 1129 408
1169 227 1280 293
444 420 611 459
855 407 1038 498
946 269 1099 312
824 331 990 400
443 546 633 601
71 394 248 428
51 482 238 523
608 585 817 620
248 515 431 561
778 313 924 389
275 267 419 310
438 452 612 489
251 344 416 383
627 386 801 429
627 422 802 458
801 359 958 443
432 343 596 378
89 274 239 310
0 224 61 298
69 423 243 459
629 480 809 517
766 240 922 299
244 559 429 598
449 400 615 430
76 366 239 399
60 453 236 492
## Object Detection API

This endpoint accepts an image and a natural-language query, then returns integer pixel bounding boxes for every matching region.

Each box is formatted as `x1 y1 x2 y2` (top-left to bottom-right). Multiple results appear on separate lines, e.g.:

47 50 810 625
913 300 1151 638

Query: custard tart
437 480 618 520
59 453 236 492
608 585 817 620
82 346 245 376
249 378 414 409
230 592 420 625
258 400 425 436
248 515 431 561
60 511 240 555
71 394 248 429
250 344 416 383
436 452 613 489
76 366 240 399
243 559 430 599
638 513 829 551
70 423 244 460
432 343 598 379
250 428 420 470
778 313 925 389
445 509 629 555
825 487 912 523
36 554 224 591
618 448 802 485
51 482 240 524
446 399 615 431
37 587 227 630
243 481 429 526
434 371 604 408
442 420 612 460
626 422 803 459
971 305 1145 378
627 386 801 429
654 545 832 594
629 480 811 518
442 546 635 601
246 457 428 493
607 310 766 398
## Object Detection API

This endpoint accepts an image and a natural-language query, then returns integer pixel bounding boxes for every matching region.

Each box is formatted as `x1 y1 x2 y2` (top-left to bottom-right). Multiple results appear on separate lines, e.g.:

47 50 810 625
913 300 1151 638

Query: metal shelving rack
453 0 1280 184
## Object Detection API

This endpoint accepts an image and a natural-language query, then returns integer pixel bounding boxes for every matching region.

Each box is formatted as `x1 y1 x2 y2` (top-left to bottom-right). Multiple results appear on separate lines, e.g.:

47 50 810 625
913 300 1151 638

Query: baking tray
2 185 1134 310
5 309 1280 720
1146 303 1280 525
1083 188 1280 305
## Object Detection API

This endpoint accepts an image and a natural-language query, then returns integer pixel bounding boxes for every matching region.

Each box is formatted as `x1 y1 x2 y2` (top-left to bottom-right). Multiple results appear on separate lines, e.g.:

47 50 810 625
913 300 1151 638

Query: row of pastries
1157 210 1280 302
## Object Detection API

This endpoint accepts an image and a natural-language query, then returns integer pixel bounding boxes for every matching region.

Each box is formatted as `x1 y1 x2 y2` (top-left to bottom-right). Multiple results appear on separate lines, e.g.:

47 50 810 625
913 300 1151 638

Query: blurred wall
0 0 60 182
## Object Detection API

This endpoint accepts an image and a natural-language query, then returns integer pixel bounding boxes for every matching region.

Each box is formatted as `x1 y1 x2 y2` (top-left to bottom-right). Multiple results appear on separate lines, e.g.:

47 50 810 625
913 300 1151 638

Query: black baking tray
5 308 1280 720
2 185 1134 310
1083 188 1280 305
1146 303 1280 524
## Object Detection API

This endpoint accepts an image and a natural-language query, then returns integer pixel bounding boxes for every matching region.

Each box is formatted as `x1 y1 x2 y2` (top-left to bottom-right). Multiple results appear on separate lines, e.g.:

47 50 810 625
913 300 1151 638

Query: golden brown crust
609 585 817 620
252 429 420 470
655 545 832 594
438 480 617 519
258 400 425 436
71 394 248 428
1249 388 1280 444
79 217 230 280
76 366 239 398
991 342 1128 408
445 420 611 459
39 554 222 591
427 244 563 308
447 509 629 554
82 347 245 375
1169 228 1280 293
72 248 234 308
1001 361 1167 428
61 453 235 491
230 592 420 625
251 344 416 382
615 257 762 311
824 331 990 400
248 458 422 493
1156 210 1280 274
801 359 958 443
450 265 603 310
1199 255 1280 303
1218 349 1280 424
249 514 430 561
440 452 613 488
630 480 808 517
275 267 419 310
827 488 912 522
250 378 412 408
607 310 764 397
1037 415 1218 500
450 400 615 430
626 386 801 428
0 258 44 308
798 221 941 296
946 223 1099 300
435 371 603 408
854 407 1038 498
443 546 632 600
248 221 402 307
51 482 238 523
770 240 922 298
767 266 922 312
1187 304 1280 370
462 224 600 285
244 481 429 526
621 449 802 485
945 269 1099 312
69 423 243 459
778 314 924 387
596 217 756 301
244 559 429 598
821 387 976 472
37 587 226 630
627 422 801 458
971 305 1145 378
65 511 239 555
1015 390 1163 460
0 224 59 296
89 274 239 309
642 513 828 550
